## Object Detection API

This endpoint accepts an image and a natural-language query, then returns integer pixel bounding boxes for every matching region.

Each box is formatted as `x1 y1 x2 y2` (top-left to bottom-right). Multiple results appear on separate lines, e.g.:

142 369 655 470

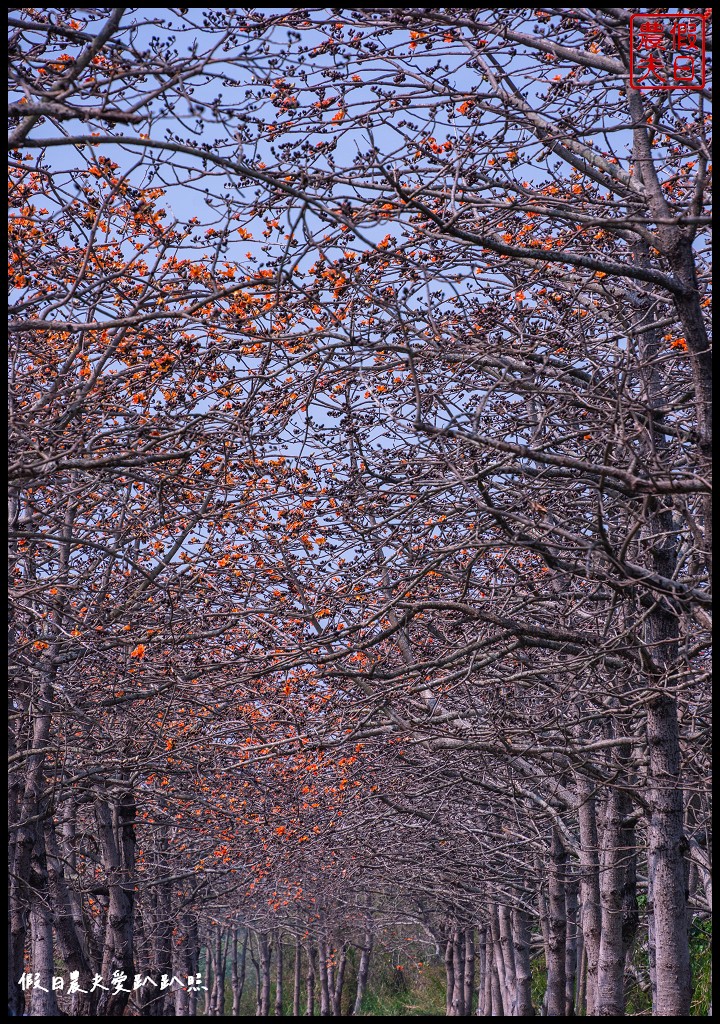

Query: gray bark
445 932 456 1016
93 788 136 1017
490 944 504 1017
476 924 487 1016
317 938 330 1016
452 923 466 1015
623 212 694 1017
647 698 691 1015
293 935 302 1017
9 670 55 1017
482 927 493 1017
187 919 199 1016
352 930 373 1015
464 926 476 1017
498 906 518 1016
575 776 601 1016
490 907 510 1015
258 931 272 1017
45 815 97 1015
174 918 191 1017
596 786 628 1016
564 871 578 1015
574 938 586 1017
217 928 229 1017
305 943 316 1017
545 831 567 1016
275 932 284 1016
29 830 59 1017
231 927 248 1016
512 908 534 1017
331 941 348 1016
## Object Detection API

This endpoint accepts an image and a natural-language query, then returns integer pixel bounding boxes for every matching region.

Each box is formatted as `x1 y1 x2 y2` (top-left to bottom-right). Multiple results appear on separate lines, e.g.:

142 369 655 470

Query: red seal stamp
630 13 708 91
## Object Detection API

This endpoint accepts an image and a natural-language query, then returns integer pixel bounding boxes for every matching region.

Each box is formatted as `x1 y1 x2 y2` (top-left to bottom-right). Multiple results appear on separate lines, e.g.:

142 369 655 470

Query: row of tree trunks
315 936 349 1016
537 817 638 1015
472 911 533 1017
194 927 370 1016
452 789 641 1018
14 783 139 1018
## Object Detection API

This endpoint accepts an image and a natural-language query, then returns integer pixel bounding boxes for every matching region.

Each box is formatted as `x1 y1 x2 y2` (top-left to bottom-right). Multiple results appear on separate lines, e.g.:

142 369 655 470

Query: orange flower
130 643 146 659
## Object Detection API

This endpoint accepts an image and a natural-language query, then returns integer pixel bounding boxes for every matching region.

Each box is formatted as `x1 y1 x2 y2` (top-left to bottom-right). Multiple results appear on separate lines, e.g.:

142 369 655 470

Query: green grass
355 959 446 1017
530 950 546 1013
690 917 712 1016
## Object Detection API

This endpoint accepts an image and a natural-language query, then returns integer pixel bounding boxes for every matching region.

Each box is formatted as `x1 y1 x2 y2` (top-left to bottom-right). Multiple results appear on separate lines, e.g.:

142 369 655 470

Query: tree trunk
9 666 56 1017
464 927 476 1017
218 927 230 1016
513 908 534 1017
536 865 551 980
317 939 330 1016
331 942 348 1015
647 696 691 1015
45 816 97 1015
627 223 693 1017
498 907 518 1016
574 926 586 1016
576 776 601 1016
149 827 173 1016
666 235 712 578
276 931 284 1016
93 788 136 1017
187 919 200 1016
445 932 456 1016
490 951 504 1017
305 943 316 1017
258 932 272 1017
647 860 659 1011
206 934 218 1016
250 937 261 1015
595 786 627 1016
174 918 191 1017
293 935 302 1017
352 930 372 1015
621 818 640 966
452 923 466 1015
564 869 578 1016
29 830 59 1017
482 927 494 1016
490 908 509 1015
476 925 487 1016
231 927 248 1015
203 942 214 1017
545 830 567 1016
